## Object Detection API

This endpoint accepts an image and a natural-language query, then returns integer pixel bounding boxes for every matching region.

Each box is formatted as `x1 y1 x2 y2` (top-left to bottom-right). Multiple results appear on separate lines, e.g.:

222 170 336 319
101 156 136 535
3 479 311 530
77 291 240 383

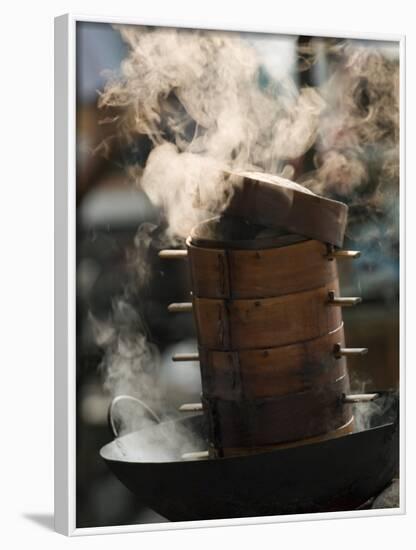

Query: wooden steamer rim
203 375 353 451
192 279 343 351
216 416 355 458
187 231 338 300
199 323 348 400
189 216 308 251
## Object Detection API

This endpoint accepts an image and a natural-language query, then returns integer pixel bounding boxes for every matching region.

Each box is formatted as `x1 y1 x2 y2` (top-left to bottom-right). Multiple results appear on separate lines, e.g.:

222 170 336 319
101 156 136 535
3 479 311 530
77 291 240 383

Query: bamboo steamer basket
187 238 338 300
202 374 352 451
199 324 348 400
185 217 354 457
192 281 342 350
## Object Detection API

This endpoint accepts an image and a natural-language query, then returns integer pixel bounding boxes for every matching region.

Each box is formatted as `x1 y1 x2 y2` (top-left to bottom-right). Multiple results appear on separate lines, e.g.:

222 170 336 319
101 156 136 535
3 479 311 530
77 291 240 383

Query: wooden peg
326 245 361 260
178 403 203 412
327 291 362 307
342 393 379 403
168 302 193 313
182 450 209 460
333 250 361 259
158 250 188 259
172 353 200 362
333 344 368 359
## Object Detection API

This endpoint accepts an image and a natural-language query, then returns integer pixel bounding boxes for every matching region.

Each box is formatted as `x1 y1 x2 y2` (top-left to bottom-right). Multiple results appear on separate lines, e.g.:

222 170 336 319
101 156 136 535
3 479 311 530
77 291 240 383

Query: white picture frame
54 13 406 536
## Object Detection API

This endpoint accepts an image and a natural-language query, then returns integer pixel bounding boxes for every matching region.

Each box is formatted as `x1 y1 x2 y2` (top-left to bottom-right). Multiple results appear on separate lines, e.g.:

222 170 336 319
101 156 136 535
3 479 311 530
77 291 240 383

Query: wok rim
99 416 396 466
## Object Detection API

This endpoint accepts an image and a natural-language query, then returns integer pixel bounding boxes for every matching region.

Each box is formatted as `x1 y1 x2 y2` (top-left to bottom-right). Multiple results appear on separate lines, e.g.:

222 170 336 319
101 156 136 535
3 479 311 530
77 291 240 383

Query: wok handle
108 395 161 438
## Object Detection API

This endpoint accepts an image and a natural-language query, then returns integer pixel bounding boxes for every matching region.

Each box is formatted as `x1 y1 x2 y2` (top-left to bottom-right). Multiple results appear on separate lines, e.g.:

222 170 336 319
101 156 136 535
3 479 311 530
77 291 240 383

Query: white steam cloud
100 26 326 240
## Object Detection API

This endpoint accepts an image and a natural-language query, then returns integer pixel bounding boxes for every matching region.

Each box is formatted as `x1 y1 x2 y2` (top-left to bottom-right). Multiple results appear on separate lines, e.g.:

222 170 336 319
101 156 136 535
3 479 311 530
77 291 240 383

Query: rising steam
300 40 399 249
99 26 327 239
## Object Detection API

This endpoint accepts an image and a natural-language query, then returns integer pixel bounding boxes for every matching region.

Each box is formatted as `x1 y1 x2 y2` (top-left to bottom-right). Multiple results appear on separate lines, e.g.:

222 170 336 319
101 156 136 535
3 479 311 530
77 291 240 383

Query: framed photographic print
54 13 404 535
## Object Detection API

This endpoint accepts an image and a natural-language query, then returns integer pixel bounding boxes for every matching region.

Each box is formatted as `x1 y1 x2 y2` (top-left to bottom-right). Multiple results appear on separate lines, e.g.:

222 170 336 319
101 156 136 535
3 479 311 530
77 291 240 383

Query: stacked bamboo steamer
161 172 368 458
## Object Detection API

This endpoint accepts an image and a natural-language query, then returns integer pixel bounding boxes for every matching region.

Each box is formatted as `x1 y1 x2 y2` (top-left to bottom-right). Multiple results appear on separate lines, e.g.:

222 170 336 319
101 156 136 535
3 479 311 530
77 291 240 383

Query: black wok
100 392 399 521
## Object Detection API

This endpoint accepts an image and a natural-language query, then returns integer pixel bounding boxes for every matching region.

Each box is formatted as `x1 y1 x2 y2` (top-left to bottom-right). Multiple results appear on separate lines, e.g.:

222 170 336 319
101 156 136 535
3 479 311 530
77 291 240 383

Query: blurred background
76 22 399 527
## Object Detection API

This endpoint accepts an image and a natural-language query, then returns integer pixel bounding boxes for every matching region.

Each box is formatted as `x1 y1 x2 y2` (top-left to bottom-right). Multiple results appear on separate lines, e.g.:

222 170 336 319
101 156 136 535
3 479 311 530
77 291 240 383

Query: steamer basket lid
223 170 348 248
